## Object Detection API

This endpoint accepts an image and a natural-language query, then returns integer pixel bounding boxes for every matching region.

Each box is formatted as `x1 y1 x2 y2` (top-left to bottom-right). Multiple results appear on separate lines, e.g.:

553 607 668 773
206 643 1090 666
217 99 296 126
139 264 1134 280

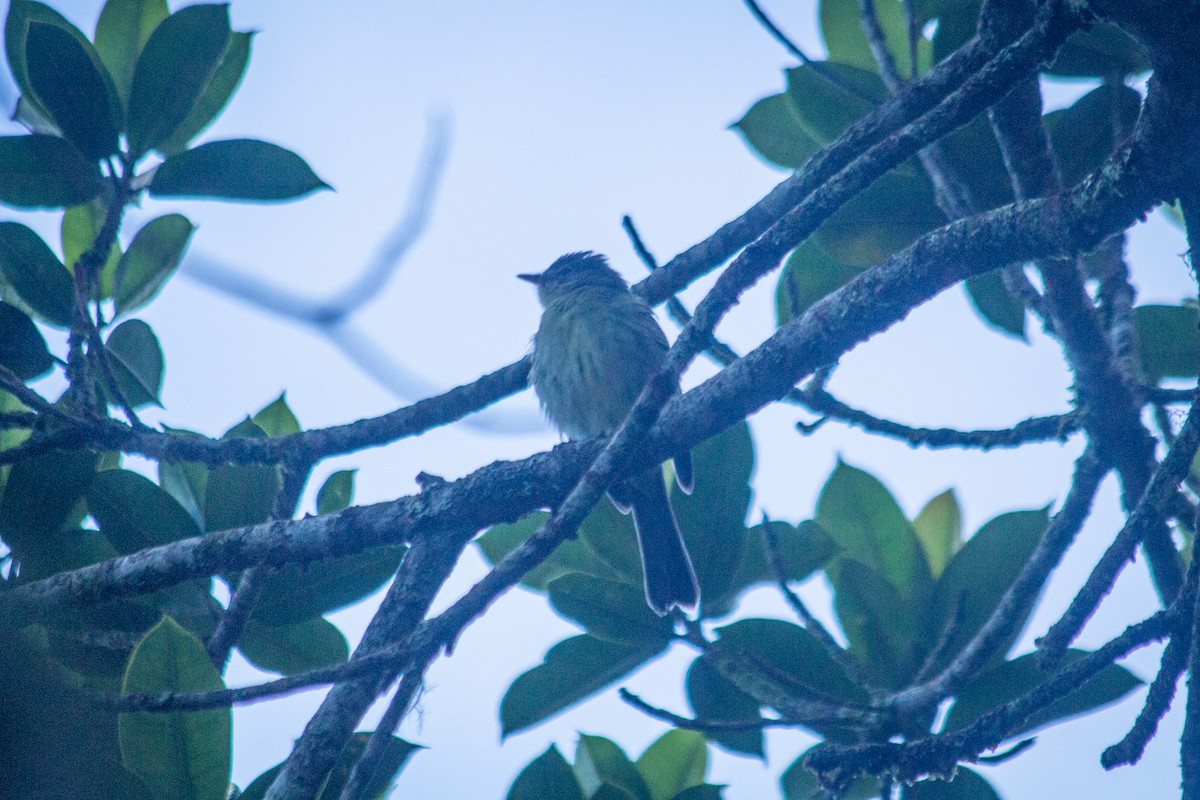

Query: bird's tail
614 472 699 615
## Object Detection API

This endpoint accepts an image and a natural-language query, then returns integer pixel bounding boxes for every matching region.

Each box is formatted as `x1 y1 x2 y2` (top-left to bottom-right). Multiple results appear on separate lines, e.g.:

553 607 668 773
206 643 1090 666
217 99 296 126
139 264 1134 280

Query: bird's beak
517 273 542 284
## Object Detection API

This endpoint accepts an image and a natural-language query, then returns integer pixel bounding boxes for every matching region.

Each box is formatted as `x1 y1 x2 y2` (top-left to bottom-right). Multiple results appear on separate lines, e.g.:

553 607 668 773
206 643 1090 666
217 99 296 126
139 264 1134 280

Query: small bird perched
520 252 699 615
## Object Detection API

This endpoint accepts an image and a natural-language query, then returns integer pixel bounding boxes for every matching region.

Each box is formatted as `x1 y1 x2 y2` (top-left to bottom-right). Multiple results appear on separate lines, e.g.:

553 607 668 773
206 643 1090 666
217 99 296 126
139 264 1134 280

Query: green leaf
251 392 301 436
670 784 724 800
815 460 932 604
126 3 231 157
1134 304 1200 381
819 0 932 77
912 489 961 578
93 0 170 104
240 733 420 800
928 0 980 66
813 164 944 267
158 438 208 528
775 237 864 326
635 730 707 800
237 615 349 675
785 62 886 145
935 114 1015 212
1046 84 1142 188
203 418 278 532
157 30 253 156
925 508 1049 673
729 520 839 595
714 618 867 706
114 213 193 315
507 746 584 800
251 544 406 626
548 573 675 645
780 748 878 800
5 1 81 120
965 270 1026 339
673 422 755 615
686 655 764 758
316 469 356 515
62 200 123 295
118 616 231 800
105 318 164 408
0 221 74 327
0 449 97 559
478 510 624 590
150 139 331 201
731 93 820 170
0 134 104 208
87 469 202 554
945 648 1141 737
1046 23 1150 78
24 21 120 160
575 735 652 800
832 559 922 686
906 767 1002 799
501 634 668 737
0 301 52 379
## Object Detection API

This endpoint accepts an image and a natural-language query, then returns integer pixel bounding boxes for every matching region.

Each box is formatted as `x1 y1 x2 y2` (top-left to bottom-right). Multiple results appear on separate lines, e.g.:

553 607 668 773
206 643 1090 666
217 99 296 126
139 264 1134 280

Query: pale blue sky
3 2 1193 797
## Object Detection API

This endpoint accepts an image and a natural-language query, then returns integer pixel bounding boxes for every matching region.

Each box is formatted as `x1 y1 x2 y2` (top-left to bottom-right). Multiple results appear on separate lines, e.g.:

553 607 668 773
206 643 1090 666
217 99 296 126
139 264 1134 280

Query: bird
519 251 699 615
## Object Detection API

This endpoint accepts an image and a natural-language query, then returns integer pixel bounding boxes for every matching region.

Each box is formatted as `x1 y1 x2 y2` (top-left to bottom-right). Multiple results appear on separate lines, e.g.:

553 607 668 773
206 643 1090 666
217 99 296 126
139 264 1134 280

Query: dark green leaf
1134 304 1200 381
126 3 231 157
93 0 170 104
114 213 193 315
507 746 584 800
5 1 82 119
157 30 253 155
251 544 406 626
815 460 932 604
25 22 120 160
714 618 866 706
501 635 668 737
930 114 1014 212
105 318 164 408
13 525 118 581
731 93 820 170
251 392 301 436
730 520 838 594
1046 23 1150 78
87 469 202 554
0 301 52 379
150 139 331 201
671 785 724 800
945 648 1141 737
118 616 231 800
819 0 931 76
62 200 122 295
674 422 755 616
813 165 944 267
478 510 624 590
686 655 764 758
0 449 97 559
912 489 961 578
548 573 674 645
237 616 349 675
203 418 278 532
1046 84 1142 188
635 730 707 800
0 134 103 207
575 735 651 800
775 237 864 326
780 749 879 800
965 270 1026 339
906 767 1001 799
157 437 208 528
578 493 645 584
926 509 1049 673
316 469 356 515
0 221 74 326
832 559 922 685
241 733 420 800
928 0 980 66
785 62 886 145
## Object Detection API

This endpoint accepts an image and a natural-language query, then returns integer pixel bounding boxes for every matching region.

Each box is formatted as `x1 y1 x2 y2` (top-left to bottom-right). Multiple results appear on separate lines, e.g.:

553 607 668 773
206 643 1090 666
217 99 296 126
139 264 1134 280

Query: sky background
3 1 1195 797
